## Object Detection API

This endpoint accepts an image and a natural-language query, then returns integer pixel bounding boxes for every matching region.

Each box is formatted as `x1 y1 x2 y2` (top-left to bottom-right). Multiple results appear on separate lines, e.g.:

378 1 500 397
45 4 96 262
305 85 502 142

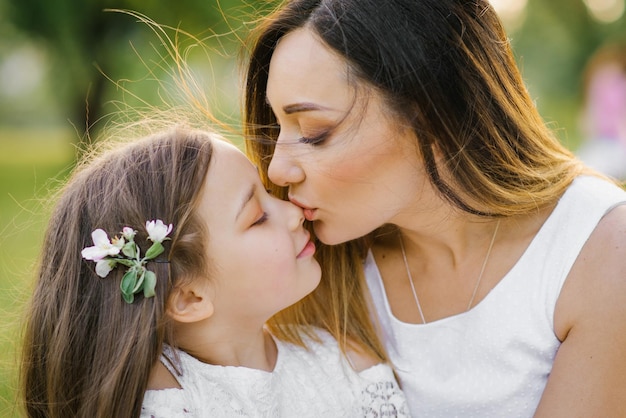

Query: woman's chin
313 222 364 246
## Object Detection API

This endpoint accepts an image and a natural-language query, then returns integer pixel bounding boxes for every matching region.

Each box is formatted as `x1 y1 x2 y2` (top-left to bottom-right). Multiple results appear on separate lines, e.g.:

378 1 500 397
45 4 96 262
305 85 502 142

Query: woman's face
198 139 321 325
266 28 430 245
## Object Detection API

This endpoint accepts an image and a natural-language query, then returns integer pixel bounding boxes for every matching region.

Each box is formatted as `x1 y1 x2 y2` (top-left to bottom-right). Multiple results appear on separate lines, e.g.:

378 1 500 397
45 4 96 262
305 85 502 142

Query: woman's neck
397 217 497 266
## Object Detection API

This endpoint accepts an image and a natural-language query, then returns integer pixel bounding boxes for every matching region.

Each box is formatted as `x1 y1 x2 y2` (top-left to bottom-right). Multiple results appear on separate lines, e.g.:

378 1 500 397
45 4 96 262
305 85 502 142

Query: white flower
145 219 173 243
111 236 125 248
95 259 117 278
81 229 122 261
122 227 136 241
82 220 175 303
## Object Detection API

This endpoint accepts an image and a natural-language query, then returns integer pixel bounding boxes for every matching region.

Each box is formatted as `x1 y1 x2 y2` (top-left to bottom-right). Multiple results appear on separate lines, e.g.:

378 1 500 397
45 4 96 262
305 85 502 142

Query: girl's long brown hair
20 127 213 418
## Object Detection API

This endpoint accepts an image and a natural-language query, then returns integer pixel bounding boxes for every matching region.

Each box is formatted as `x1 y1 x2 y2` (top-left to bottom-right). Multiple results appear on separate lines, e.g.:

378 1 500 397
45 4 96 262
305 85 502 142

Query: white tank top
364 176 626 417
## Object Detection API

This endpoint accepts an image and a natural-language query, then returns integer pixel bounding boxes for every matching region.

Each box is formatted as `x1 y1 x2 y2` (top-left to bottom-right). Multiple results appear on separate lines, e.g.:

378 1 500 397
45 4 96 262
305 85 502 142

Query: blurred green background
1 0 625 416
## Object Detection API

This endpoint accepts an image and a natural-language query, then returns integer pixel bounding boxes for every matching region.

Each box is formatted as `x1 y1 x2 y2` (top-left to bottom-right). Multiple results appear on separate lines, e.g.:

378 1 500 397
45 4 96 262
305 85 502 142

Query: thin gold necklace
398 219 501 324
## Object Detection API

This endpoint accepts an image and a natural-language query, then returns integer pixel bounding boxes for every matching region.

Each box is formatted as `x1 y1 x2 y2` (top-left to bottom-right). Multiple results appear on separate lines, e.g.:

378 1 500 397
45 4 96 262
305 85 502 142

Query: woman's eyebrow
282 102 329 114
265 94 330 115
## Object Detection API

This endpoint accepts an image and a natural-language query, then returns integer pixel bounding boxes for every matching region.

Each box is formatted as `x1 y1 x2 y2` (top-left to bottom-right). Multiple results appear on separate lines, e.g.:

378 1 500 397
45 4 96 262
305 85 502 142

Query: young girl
19 126 409 417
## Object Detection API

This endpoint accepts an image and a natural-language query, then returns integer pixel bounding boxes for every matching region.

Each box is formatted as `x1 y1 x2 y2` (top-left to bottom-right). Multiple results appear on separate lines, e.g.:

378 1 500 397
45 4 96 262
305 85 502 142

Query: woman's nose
268 142 305 187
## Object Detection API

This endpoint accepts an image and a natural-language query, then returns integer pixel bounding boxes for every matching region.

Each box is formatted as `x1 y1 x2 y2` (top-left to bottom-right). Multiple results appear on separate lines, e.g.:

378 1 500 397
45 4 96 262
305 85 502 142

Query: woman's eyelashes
270 117 331 146
298 131 329 146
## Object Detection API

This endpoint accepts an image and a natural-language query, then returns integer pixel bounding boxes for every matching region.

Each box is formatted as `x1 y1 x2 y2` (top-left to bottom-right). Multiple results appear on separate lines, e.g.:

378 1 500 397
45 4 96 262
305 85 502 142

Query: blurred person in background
576 42 626 181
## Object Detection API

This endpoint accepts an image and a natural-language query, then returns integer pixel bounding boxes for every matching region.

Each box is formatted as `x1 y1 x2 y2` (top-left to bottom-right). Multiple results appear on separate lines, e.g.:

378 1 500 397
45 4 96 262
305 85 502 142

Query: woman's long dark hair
20 127 213 418
242 0 592 360
245 0 589 216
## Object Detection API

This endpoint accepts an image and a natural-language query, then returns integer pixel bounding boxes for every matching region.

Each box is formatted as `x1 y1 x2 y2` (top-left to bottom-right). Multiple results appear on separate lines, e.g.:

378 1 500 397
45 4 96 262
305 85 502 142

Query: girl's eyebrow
235 184 256 221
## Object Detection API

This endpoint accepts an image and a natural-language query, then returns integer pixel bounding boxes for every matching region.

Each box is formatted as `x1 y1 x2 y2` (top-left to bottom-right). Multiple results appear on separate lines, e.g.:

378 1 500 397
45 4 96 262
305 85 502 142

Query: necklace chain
398 219 501 324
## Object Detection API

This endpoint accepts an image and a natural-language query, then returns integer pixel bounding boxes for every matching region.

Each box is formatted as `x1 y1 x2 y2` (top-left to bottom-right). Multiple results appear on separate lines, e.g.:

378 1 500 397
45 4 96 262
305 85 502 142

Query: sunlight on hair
489 0 528 31
583 0 625 23
90 9 244 152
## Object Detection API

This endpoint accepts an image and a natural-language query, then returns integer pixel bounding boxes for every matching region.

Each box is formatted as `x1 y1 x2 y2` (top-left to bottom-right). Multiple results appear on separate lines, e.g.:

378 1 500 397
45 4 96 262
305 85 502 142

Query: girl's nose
281 198 305 231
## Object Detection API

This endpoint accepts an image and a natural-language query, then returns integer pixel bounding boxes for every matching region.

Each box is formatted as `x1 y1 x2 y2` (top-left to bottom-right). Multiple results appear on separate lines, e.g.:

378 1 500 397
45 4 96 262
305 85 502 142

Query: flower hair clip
81 219 173 303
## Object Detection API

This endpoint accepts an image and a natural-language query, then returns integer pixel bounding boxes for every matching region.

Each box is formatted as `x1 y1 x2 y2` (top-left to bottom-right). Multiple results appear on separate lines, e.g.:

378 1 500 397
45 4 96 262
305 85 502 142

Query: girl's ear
166 280 214 323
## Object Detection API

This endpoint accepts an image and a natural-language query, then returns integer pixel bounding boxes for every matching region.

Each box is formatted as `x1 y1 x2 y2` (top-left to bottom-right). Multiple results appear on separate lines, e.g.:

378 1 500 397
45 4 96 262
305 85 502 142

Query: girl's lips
297 230 315 258
297 240 316 258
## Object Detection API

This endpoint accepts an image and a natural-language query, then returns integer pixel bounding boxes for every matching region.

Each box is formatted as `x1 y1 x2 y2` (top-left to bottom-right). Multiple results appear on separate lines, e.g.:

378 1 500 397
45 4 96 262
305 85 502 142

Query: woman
243 0 626 416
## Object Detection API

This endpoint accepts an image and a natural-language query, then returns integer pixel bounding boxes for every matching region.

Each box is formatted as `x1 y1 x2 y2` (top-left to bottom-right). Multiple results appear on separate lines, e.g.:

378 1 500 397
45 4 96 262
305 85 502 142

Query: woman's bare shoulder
556 203 626 330
536 204 626 415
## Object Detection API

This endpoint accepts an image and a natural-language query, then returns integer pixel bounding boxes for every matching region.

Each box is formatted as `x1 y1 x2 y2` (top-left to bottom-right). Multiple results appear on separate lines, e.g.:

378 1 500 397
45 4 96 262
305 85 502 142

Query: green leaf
132 269 146 294
121 242 137 258
115 258 135 267
143 270 157 298
120 269 138 297
122 292 134 304
144 242 164 260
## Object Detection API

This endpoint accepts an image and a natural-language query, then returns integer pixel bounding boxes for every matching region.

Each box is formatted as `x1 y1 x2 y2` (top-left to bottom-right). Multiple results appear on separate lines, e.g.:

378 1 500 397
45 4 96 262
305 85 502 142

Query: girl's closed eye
251 212 268 227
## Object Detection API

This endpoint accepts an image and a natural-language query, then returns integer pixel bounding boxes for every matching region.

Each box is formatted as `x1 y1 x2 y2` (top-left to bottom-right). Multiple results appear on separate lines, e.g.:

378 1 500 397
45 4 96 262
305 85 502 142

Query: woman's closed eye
298 131 329 146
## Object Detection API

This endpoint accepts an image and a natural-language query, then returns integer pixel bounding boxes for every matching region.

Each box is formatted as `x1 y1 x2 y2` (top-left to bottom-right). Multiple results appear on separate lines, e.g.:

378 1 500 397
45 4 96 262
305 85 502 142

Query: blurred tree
5 0 626 151
6 0 279 138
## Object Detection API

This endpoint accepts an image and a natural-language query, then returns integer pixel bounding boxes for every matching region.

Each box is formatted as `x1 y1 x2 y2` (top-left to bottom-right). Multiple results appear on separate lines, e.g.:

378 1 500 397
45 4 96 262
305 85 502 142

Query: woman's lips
289 195 317 221
303 208 317 221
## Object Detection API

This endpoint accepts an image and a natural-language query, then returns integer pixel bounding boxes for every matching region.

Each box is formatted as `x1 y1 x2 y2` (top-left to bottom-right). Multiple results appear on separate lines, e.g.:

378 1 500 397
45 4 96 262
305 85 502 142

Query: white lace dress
141 329 410 417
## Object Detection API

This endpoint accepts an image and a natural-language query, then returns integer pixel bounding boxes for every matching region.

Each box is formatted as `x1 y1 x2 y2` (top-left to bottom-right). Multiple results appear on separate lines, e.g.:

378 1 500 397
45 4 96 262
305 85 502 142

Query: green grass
0 128 74 418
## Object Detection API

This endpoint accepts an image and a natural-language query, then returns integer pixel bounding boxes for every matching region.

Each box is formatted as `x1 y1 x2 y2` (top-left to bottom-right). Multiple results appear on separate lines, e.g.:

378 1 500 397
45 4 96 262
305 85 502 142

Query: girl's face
198 139 321 325
266 28 431 245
